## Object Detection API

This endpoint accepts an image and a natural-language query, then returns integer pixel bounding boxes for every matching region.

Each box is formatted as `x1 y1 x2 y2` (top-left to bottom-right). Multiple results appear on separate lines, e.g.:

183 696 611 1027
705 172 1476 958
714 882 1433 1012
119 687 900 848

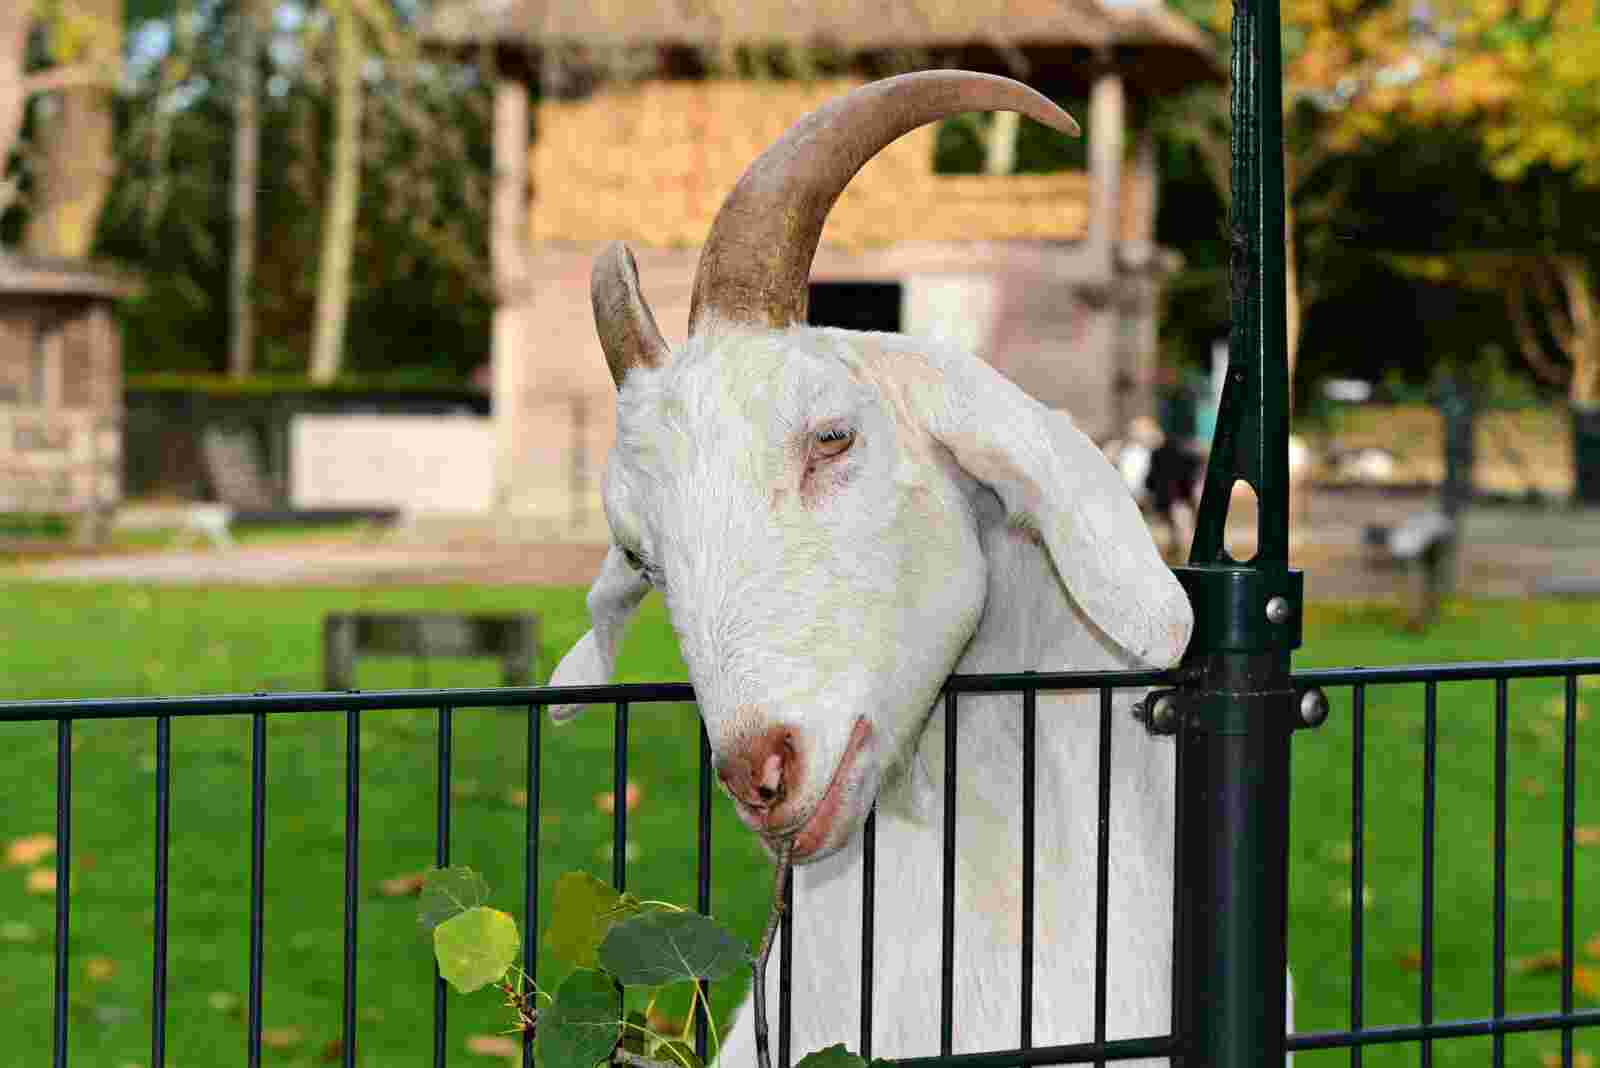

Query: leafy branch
418 860 870 1068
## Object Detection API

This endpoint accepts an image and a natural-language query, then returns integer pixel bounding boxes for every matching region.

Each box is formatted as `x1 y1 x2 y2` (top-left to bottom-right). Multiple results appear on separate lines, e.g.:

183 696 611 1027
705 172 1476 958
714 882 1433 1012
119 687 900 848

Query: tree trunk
308 0 362 384
0 4 32 215
1559 260 1600 504
23 0 121 259
984 109 1019 176
229 0 263 379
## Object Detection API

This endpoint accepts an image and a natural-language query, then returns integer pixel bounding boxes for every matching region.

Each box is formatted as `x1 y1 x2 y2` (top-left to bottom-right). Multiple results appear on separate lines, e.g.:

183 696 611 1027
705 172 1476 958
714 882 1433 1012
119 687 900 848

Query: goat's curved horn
593 241 670 387
689 71 1080 334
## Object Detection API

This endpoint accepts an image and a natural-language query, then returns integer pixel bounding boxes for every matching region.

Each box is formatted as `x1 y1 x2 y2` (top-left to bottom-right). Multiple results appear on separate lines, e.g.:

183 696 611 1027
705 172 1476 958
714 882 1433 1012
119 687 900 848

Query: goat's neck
882 484 1143 826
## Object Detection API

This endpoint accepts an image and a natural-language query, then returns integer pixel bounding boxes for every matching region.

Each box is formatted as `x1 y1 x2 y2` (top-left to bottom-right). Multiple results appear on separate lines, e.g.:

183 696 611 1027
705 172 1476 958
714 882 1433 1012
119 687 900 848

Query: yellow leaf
85 957 117 982
26 869 56 894
467 1034 522 1059
1517 948 1565 973
5 834 56 867
261 1027 303 1049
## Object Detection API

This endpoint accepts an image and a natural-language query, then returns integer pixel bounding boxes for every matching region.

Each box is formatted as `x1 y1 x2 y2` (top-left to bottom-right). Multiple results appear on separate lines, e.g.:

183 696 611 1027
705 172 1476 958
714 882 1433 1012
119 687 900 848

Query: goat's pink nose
717 726 798 811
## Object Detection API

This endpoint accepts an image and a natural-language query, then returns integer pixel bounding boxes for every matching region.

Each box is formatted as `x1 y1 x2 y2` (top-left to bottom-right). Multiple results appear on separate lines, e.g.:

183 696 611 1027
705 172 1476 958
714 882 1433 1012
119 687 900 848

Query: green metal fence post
1168 0 1305 1060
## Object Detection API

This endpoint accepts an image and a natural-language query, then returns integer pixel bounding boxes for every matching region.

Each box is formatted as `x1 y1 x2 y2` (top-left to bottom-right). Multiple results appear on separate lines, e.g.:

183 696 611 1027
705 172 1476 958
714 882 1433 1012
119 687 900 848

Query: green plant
419 861 877 1068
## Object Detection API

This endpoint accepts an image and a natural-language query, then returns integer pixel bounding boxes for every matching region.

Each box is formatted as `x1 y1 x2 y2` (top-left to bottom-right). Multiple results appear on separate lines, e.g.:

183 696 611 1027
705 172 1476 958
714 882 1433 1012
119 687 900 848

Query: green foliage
434 906 521 994
417 866 491 933
545 871 644 970
795 1045 875 1068
540 969 626 1068
598 910 749 986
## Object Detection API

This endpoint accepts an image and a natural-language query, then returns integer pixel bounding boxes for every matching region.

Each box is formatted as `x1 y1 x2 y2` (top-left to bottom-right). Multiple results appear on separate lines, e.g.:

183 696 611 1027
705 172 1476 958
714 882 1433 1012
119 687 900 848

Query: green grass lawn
0 584 1597 1067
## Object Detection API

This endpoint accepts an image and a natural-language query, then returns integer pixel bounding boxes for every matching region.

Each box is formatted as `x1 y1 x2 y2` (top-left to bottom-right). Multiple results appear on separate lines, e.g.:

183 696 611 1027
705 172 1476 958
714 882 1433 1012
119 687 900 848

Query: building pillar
1086 61 1125 282
491 75 532 515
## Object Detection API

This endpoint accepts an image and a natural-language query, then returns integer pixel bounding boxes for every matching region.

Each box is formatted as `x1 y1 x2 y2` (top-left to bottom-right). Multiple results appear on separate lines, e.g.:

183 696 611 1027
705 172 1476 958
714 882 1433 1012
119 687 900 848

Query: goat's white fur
551 313 1231 1061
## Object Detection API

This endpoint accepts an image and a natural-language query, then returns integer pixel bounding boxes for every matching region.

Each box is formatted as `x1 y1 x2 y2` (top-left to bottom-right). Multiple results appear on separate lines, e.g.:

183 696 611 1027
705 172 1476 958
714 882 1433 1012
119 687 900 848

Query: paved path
6 490 1597 600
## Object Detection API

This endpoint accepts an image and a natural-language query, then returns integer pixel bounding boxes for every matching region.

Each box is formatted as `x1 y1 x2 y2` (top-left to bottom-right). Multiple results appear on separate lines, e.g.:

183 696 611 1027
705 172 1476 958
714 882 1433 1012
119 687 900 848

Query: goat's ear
911 354 1193 667
548 546 651 721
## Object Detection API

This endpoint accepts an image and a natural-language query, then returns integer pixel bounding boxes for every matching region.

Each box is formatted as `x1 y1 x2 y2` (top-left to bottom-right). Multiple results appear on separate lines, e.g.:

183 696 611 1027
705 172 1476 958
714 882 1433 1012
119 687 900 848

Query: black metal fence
2 658 1597 1067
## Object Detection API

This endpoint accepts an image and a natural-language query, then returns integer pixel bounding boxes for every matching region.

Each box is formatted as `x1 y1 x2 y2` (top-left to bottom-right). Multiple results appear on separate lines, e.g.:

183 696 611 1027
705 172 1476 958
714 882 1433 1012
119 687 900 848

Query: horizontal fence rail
3 657 1598 1067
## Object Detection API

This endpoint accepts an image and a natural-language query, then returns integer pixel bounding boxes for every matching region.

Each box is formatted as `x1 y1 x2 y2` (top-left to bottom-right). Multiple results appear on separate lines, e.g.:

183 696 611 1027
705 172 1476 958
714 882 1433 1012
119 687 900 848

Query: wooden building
422 0 1221 532
0 253 133 537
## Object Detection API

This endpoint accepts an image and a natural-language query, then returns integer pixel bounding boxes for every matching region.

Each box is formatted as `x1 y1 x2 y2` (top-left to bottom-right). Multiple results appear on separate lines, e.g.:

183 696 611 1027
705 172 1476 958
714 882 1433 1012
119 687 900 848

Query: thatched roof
530 79 1151 248
423 0 1222 93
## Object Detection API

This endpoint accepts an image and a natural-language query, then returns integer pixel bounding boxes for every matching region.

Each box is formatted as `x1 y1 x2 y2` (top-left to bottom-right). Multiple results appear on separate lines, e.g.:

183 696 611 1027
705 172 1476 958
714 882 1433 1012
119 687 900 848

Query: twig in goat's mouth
751 839 793 1068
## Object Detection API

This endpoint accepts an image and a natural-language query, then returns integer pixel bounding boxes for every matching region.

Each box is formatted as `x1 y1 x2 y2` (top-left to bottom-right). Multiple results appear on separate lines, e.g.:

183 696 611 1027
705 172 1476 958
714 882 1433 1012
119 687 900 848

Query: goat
551 71 1201 1063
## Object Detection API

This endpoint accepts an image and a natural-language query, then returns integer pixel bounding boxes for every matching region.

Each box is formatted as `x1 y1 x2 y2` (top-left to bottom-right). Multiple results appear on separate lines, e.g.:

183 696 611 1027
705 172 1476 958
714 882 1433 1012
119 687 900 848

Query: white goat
551 72 1199 1063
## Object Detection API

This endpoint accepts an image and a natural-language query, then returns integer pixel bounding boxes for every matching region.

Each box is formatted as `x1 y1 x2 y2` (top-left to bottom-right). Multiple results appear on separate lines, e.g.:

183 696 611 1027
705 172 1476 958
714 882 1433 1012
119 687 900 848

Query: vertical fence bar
1020 686 1036 1051
860 808 875 1060
613 702 628 892
248 711 266 1068
1561 674 1578 1068
434 705 453 1068
1093 688 1113 1068
1493 678 1507 1068
525 705 543 1068
152 715 170 1068
53 718 71 1068
780 868 793 1068
1421 682 1437 1068
941 690 958 1057
343 709 361 1068
1350 683 1365 1066
697 722 713 1065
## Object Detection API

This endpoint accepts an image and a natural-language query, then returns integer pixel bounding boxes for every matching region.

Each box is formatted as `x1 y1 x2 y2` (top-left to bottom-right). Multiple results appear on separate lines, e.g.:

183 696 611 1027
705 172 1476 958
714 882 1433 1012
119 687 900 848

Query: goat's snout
716 725 799 814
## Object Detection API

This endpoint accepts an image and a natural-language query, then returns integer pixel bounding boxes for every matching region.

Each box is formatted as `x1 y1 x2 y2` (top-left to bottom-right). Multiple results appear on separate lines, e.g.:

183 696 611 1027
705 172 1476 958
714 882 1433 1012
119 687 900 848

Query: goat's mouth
767 717 874 864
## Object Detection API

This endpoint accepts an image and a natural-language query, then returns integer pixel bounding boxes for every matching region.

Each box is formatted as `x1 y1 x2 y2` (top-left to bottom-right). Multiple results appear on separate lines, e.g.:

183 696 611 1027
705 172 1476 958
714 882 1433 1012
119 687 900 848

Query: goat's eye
621 547 644 572
813 426 855 459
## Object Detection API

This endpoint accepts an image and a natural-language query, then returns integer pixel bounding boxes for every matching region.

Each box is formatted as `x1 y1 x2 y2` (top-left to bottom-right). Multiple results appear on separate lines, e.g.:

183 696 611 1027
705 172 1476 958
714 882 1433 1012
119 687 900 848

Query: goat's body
718 442 1177 1063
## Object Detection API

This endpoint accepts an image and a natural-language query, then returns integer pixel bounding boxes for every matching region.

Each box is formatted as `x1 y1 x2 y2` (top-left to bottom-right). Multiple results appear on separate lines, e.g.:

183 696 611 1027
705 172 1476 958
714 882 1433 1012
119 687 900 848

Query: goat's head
551 71 1193 863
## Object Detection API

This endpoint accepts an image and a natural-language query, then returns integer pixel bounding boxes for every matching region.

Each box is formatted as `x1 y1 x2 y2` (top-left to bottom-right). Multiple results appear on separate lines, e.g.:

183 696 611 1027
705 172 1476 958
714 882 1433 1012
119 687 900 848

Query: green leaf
538 969 622 1068
544 871 642 969
432 906 520 994
597 911 747 986
650 1038 705 1068
417 866 490 933
794 1046 868 1068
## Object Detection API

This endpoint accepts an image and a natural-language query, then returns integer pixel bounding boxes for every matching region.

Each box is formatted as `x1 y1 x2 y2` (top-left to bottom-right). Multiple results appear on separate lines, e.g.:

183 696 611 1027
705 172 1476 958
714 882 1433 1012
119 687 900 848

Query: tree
22 0 125 258
229 0 265 378
1285 0 1600 498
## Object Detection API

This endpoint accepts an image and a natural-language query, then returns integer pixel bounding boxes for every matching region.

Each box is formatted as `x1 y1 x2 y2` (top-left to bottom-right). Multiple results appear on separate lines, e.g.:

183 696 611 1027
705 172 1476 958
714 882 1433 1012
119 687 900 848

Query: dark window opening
807 281 902 333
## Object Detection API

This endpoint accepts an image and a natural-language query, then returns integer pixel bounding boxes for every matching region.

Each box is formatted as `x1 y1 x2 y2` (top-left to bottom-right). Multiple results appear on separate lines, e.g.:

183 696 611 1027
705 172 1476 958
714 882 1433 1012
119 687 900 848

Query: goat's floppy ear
548 546 651 722
911 354 1194 667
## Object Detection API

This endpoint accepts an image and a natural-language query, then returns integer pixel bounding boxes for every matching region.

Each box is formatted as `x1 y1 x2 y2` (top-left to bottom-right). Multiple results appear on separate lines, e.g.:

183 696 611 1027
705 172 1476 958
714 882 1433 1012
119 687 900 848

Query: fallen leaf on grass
6 834 55 866
1586 935 1600 960
380 873 426 897
1518 949 1565 974
1580 967 1600 999
467 1034 522 1059
1577 827 1600 847
1522 777 1549 799
86 957 118 981
1541 1052 1595 1068
321 1038 345 1063
507 789 528 808
596 781 642 814
26 869 56 894
1396 948 1422 971
262 1027 304 1049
